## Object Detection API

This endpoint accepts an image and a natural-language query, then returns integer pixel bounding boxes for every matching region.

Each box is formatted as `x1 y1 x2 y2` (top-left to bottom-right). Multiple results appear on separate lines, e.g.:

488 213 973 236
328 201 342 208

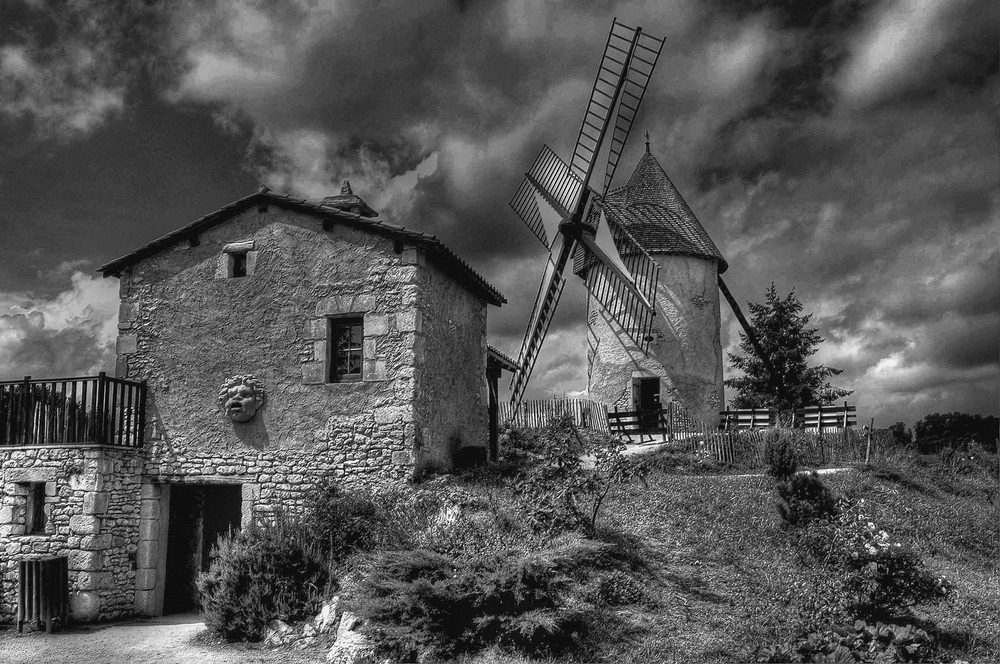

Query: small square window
230 252 248 278
25 483 46 534
329 317 364 382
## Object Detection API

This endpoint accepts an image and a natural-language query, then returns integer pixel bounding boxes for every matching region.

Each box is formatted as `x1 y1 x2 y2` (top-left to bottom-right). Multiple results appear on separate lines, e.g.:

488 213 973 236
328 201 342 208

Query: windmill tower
587 137 727 425
508 20 776 425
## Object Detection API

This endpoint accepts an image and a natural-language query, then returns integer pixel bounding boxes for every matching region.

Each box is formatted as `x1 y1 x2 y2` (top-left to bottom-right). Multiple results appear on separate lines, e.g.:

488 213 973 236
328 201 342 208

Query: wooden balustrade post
21 376 31 446
95 372 107 445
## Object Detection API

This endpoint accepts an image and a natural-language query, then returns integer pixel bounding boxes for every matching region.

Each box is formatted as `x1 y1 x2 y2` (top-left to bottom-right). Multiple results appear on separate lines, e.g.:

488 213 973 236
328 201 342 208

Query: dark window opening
230 252 248 278
25 483 45 534
329 317 364 382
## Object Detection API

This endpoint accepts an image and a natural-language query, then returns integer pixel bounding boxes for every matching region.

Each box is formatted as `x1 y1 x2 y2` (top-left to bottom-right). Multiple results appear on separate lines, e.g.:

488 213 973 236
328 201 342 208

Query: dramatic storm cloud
1 0 996 426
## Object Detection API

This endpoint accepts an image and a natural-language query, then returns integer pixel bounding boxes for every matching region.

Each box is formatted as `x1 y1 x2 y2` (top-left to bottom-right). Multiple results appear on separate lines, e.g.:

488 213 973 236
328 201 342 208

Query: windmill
508 19 778 423
508 19 666 406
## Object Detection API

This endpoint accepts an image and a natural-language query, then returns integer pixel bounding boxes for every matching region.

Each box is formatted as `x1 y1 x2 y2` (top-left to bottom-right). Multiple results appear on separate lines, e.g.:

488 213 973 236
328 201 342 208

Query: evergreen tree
725 283 852 410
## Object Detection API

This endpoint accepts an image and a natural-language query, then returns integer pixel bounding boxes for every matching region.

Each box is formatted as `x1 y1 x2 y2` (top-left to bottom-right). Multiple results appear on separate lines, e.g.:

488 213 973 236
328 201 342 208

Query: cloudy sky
1 0 996 427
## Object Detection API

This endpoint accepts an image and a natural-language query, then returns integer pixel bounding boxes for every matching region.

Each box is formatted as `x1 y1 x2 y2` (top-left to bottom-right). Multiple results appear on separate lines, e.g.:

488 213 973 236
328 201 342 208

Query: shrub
794 499 949 621
776 471 838 528
755 620 939 663
511 415 646 537
197 516 330 641
303 478 381 563
764 431 798 480
345 535 612 661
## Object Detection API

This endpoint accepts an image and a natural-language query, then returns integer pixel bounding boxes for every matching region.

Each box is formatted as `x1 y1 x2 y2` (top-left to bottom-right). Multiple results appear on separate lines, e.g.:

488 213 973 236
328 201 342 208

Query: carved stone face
222 383 261 422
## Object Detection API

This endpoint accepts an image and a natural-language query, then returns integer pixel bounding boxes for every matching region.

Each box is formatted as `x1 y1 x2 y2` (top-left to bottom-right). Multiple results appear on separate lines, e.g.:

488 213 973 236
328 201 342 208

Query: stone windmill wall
587 149 725 426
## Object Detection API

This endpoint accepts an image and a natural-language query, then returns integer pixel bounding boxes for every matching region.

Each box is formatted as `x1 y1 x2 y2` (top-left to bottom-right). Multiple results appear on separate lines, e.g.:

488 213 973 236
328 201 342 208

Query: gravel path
0 613 326 664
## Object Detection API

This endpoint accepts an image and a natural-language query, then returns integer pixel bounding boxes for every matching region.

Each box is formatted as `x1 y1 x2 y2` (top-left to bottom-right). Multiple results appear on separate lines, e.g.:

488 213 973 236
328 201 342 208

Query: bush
345 536 612 661
776 471 838 528
511 415 646 537
303 479 381 563
794 498 949 622
755 620 939 663
764 431 798 480
197 516 330 641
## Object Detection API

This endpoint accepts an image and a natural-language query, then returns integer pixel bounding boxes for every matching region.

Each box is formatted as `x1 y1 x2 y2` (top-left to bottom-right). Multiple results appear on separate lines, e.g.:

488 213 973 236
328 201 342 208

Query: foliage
776 471 838 527
755 620 939 663
197 515 330 641
795 498 949 621
302 478 381 563
344 535 626 661
764 430 799 480
913 412 998 454
510 415 647 537
887 422 912 448
725 283 852 410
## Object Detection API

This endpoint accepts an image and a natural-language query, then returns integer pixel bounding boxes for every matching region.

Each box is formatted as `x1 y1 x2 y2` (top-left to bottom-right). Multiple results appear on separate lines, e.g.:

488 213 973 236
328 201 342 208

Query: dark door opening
636 378 661 430
163 484 242 614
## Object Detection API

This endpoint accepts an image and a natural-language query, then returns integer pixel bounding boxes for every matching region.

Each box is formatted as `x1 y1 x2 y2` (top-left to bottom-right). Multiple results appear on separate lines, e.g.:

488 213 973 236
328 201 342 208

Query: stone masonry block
5 468 59 483
362 338 377 359
391 450 412 465
302 363 326 385
0 524 26 537
134 589 156 617
83 492 110 515
116 334 138 355
374 407 407 424
77 572 110 591
119 302 137 323
44 482 57 496
0 505 14 523
69 473 102 492
115 355 129 377
80 534 113 550
372 360 387 381
397 310 422 333
68 550 103 572
136 569 157 591
401 247 425 266
139 498 160 520
304 318 327 340
140 483 160 500
139 518 159 541
365 314 389 336
69 515 101 535
136 540 158 569
313 339 328 362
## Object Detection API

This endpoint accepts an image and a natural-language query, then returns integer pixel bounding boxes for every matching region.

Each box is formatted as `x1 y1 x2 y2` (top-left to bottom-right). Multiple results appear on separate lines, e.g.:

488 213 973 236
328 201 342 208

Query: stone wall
0 445 141 623
116 206 424 483
412 252 489 471
588 254 723 425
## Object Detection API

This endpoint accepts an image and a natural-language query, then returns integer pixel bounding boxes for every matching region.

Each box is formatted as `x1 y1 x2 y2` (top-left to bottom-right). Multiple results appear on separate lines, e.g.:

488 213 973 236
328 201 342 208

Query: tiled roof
486 345 519 372
602 152 728 273
98 190 506 306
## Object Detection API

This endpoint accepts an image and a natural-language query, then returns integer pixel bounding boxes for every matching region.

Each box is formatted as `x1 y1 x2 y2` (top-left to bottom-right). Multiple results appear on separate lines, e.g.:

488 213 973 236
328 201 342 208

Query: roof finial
644 130 650 154
341 180 353 196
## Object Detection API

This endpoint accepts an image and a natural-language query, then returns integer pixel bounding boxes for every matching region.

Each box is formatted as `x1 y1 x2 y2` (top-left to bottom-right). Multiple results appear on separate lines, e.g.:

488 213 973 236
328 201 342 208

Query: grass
462 443 999 663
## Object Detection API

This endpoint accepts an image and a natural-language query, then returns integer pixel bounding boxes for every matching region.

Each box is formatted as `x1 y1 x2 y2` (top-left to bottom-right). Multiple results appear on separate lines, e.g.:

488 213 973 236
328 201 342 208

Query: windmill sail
510 235 575 404
576 211 659 352
510 146 583 247
603 31 665 193
569 19 642 191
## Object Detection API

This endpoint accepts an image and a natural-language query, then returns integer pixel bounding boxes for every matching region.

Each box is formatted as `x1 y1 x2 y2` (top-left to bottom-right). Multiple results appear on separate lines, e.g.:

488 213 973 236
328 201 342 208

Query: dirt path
0 613 325 664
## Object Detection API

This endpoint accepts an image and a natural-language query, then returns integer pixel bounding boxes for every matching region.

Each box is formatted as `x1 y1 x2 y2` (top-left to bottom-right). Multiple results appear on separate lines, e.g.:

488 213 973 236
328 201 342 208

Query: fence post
21 376 31 446
95 372 107 445
864 417 874 465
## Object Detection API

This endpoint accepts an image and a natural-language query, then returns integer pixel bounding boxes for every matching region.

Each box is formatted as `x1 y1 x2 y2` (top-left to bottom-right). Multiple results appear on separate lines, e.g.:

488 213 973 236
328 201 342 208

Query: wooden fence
0 373 146 448
720 403 856 430
499 398 609 432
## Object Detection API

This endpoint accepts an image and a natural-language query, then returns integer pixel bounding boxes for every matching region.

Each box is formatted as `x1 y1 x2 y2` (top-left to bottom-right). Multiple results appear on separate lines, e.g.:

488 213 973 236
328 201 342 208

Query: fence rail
499 398 609 432
0 373 146 448
721 403 856 430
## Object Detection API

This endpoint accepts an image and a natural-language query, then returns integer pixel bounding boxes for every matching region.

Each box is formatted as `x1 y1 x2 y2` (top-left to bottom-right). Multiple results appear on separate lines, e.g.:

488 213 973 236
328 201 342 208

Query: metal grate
18 556 69 633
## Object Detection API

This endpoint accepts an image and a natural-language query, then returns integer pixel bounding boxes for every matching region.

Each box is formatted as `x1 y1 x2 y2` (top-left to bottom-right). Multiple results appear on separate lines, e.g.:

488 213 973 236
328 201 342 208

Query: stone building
0 183 504 623
587 148 727 426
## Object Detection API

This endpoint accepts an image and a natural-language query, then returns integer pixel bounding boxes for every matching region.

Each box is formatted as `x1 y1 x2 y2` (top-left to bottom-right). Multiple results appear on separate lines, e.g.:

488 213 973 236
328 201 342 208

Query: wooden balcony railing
0 373 146 448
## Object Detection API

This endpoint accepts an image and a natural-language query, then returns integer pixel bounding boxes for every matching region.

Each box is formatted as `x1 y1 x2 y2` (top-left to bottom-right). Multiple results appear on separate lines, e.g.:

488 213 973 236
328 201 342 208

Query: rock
264 619 295 646
313 596 341 633
69 591 101 622
326 611 378 664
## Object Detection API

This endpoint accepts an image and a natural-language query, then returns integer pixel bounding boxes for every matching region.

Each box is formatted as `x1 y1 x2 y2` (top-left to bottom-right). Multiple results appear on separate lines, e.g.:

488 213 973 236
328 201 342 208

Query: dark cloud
0 313 114 380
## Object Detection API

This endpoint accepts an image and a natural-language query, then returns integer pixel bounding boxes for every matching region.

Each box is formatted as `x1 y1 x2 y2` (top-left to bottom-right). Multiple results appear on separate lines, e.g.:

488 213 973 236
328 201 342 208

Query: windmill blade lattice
569 19 643 191
510 235 575 404
575 213 660 352
603 31 664 193
509 146 583 247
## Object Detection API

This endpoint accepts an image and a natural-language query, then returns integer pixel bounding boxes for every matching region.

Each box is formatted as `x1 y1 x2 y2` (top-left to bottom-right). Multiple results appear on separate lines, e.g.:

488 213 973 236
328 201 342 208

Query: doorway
635 378 661 430
163 484 242 614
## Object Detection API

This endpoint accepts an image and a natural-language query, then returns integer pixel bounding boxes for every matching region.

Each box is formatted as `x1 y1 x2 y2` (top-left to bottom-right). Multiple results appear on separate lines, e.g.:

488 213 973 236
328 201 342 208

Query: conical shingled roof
602 151 728 273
